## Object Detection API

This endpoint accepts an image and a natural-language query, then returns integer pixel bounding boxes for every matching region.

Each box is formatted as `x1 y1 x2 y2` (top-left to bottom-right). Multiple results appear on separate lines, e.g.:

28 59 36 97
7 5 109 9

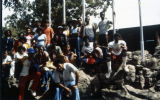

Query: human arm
57 83 72 94
50 28 54 38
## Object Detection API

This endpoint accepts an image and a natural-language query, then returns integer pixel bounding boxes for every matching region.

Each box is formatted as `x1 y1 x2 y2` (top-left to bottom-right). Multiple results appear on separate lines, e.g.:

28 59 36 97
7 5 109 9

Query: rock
90 75 101 93
154 46 160 58
127 51 132 59
141 57 159 69
132 55 141 65
125 65 136 83
132 50 149 56
78 70 94 97
101 85 155 100
155 80 160 91
125 85 160 100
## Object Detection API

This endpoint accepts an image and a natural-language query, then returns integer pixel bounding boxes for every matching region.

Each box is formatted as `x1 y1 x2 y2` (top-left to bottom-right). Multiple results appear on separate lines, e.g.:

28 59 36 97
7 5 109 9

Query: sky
2 0 160 29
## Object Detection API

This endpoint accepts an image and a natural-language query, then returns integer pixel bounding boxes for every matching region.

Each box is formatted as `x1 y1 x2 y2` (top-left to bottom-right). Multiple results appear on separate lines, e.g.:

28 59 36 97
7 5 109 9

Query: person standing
2 50 12 79
34 28 47 48
98 11 112 46
43 20 54 47
2 30 14 55
83 15 96 42
54 59 80 100
70 20 80 58
24 27 33 47
18 48 41 100
33 21 42 35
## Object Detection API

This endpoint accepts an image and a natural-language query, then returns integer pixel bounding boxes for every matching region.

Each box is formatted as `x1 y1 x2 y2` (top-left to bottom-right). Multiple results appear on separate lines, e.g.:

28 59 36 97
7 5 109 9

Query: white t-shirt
35 34 46 47
108 40 127 56
98 19 109 35
81 42 94 54
14 52 28 60
2 55 12 64
20 59 30 76
54 63 78 86
25 35 32 46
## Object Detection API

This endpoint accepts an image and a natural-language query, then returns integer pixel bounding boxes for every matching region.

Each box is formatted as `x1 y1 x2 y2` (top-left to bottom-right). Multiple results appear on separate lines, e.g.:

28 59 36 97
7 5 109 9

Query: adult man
43 20 54 47
54 59 80 100
83 15 96 42
98 11 112 46
70 20 81 58
108 33 129 77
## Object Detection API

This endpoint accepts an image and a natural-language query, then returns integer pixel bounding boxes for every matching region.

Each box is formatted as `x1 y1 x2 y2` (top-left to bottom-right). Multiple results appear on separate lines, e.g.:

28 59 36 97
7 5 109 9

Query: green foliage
3 0 112 36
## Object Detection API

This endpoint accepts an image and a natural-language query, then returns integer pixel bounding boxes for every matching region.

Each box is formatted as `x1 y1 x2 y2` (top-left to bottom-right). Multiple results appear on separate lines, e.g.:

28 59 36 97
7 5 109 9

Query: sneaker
105 72 111 79
31 90 36 97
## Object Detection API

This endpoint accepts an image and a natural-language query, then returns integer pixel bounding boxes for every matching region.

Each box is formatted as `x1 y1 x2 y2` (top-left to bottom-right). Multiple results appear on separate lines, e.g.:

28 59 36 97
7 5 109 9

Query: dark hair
17 46 26 52
26 27 31 31
4 30 12 36
77 16 82 20
36 27 43 33
54 58 65 66
100 11 105 16
49 51 57 60
18 33 24 38
45 20 49 23
36 21 41 23
114 33 121 39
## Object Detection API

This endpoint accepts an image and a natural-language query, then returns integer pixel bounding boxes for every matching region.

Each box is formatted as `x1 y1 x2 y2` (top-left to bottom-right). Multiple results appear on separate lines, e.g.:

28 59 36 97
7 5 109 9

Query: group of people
2 11 129 100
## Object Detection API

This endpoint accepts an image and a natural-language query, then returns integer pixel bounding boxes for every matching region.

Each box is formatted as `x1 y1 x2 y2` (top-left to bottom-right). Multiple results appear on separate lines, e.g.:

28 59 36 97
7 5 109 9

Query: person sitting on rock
108 33 129 77
47 37 63 56
53 58 80 100
41 51 56 93
81 36 94 57
63 43 77 65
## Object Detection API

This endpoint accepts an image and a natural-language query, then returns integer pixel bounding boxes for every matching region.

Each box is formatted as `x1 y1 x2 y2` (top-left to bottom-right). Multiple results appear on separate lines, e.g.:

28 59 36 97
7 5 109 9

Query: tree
3 0 112 35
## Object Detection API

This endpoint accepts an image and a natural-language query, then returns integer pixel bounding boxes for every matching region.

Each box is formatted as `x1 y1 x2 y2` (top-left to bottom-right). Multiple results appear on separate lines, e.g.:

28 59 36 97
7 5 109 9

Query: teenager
18 48 41 100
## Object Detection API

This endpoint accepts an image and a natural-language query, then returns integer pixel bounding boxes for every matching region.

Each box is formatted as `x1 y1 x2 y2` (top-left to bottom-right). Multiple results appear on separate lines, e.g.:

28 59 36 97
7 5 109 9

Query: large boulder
78 70 94 97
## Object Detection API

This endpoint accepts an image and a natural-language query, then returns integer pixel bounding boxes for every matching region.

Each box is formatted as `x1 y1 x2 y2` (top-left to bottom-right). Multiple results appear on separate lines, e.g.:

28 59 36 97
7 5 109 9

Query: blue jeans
54 81 80 100
70 37 81 59
42 70 55 84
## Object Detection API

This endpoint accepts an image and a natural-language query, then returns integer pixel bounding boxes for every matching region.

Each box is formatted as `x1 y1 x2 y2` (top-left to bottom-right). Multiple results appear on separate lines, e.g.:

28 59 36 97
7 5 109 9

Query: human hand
72 85 78 91
65 87 72 95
